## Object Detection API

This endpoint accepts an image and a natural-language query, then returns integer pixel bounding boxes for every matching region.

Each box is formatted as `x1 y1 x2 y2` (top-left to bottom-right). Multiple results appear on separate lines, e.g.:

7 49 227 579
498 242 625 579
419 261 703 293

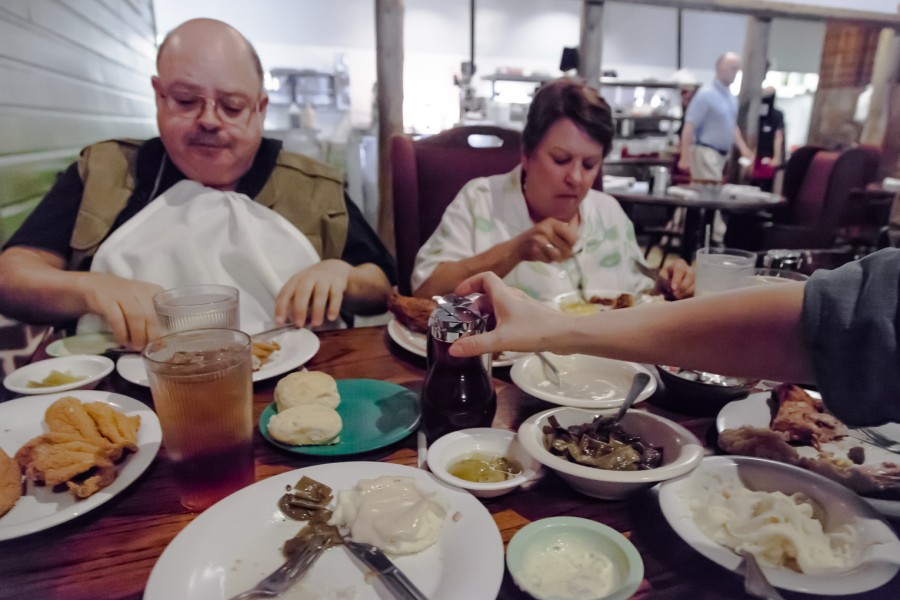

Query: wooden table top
1 325 898 600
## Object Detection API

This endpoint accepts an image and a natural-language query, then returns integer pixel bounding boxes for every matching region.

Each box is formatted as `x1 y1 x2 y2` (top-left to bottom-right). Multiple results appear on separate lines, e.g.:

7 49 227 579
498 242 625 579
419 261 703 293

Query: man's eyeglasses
160 89 261 125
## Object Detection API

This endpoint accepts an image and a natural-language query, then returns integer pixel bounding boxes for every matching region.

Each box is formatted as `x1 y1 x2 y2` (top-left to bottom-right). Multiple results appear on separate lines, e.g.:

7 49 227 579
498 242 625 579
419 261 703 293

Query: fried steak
0 448 22 517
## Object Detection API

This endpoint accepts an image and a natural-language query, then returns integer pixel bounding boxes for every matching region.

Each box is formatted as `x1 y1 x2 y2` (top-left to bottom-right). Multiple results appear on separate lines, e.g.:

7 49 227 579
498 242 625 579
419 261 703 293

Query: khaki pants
690 146 727 182
690 146 729 242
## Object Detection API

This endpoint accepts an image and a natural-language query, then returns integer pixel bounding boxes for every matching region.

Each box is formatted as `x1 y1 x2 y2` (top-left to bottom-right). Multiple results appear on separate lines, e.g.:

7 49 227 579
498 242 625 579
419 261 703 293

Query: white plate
545 289 654 316
510 353 656 408
144 461 504 600
658 456 900 596
115 328 320 387
387 318 523 368
46 333 118 357
717 392 900 518
3 355 114 395
0 390 161 541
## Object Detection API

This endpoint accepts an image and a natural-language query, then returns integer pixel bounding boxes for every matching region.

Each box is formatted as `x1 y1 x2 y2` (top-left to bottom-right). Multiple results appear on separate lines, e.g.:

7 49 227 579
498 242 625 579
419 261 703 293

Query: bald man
0 19 395 348
678 52 754 181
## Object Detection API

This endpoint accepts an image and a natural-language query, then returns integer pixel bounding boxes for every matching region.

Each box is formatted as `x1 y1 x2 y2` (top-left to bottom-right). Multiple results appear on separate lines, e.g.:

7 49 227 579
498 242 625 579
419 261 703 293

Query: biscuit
274 371 340 412
0 448 22 518
268 404 342 446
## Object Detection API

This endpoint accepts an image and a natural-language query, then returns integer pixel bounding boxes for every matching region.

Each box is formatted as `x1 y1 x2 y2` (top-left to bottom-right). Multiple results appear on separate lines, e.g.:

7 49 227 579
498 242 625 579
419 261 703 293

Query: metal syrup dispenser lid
428 294 489 343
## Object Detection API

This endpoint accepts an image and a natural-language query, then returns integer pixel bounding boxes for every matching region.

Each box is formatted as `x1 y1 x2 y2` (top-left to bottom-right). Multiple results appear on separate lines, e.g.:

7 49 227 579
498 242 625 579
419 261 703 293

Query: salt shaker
420 294 496 443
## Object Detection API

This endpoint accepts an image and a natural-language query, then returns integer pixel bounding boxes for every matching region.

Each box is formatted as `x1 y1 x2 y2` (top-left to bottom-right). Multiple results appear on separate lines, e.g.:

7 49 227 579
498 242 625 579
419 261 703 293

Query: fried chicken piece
718 426 800 464
0 448 23 518
66 465 117 499
769 384 848 447
388 290 436 334
84 402 141 452
44 396 118 458
15 435 114 487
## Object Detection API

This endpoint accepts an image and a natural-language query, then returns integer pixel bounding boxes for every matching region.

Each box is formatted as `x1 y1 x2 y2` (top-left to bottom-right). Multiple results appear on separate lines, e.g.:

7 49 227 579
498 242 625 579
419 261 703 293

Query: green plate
259 379 420 456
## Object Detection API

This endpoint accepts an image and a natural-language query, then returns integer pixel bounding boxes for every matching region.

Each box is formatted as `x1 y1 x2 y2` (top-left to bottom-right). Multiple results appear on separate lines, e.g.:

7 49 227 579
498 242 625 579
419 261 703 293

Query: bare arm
450 272 812 384
678 121 695 171
772 128 784 165
0 246 163 347
412 218 578 299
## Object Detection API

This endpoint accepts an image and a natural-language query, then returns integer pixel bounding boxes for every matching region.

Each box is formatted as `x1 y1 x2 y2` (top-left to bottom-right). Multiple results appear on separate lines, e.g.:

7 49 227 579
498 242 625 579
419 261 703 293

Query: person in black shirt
750 87 785 192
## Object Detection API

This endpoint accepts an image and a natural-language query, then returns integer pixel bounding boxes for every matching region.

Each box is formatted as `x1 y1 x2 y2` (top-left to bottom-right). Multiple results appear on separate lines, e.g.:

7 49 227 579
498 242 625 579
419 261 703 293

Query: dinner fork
849 428 900 454
739 550 785 600
228 534 328 600
567 248 589 303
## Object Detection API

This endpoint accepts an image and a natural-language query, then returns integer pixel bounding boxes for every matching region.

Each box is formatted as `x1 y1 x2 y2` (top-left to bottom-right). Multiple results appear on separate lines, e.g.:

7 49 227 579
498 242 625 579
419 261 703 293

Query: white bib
78 180 320 335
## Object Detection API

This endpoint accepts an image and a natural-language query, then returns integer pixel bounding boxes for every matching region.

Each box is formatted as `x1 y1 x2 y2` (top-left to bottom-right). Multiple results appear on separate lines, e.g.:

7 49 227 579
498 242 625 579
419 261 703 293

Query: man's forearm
0 247 89 323
344 263 393 315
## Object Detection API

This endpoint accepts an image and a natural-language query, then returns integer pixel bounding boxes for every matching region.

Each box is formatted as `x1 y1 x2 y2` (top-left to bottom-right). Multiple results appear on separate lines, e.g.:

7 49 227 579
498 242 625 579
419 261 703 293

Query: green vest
70 139 349 268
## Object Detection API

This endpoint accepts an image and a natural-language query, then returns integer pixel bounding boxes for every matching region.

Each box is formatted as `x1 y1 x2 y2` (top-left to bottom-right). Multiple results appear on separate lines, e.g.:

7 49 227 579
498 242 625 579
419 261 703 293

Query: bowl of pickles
3 355 114 396
427 428 542 498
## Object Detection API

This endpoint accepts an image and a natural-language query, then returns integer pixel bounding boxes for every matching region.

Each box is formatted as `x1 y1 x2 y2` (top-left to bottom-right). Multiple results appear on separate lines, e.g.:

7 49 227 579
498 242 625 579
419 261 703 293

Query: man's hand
74 273 164 349
514 218 578 263
659 258 695 299
275 259 353 327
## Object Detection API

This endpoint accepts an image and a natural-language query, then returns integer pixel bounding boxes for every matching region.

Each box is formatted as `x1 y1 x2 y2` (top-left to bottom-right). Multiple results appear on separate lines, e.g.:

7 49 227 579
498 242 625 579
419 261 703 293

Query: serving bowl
427 428 541 498
3 355 115 395
517 406 703 499
655 365 757 416
506 516 643 600
658 456 900 596
510 353 656 409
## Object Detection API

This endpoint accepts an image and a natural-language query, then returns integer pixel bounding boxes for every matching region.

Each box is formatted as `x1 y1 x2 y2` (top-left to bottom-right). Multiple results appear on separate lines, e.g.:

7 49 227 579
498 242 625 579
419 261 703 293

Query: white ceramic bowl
3 355 115 395
658 456 900 596
510 353 657 409
506 516 643 600
427 428 541 498
518 406 704 500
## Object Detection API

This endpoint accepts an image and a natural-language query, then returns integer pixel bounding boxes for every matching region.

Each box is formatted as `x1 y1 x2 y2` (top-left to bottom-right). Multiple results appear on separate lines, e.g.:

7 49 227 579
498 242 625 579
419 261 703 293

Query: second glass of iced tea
143 328 254 511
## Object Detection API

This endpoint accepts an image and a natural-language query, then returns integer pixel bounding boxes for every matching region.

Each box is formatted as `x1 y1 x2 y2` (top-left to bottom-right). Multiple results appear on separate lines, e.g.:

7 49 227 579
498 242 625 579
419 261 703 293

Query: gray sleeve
802 248 900 426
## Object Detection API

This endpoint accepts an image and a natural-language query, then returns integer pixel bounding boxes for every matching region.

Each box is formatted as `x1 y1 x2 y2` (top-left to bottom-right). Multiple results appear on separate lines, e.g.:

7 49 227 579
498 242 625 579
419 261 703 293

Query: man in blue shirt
678 52 754 181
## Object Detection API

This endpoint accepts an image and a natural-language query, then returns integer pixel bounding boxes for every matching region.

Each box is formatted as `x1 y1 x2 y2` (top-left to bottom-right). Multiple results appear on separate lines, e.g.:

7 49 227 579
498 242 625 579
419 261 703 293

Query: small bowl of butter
426 427 541 498
506 516 644 600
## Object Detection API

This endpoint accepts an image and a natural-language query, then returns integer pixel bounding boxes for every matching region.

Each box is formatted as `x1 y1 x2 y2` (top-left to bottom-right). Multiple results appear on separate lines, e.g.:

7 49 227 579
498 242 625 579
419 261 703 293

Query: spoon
739 550 785 600
614 372 651 423
535 352 562 386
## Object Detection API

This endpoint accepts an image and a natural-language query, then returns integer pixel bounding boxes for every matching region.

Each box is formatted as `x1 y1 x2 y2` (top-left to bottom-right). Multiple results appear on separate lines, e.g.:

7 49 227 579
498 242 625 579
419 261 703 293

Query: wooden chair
390 126 523 295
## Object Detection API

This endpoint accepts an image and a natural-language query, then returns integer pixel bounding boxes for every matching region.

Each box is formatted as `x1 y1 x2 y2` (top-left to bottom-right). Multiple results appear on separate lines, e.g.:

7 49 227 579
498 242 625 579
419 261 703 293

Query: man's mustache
188 134 230 147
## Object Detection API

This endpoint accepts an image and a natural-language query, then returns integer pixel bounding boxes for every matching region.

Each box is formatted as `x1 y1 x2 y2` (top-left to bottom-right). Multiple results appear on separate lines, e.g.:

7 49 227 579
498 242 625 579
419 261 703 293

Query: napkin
883 177 900 193
79 180 321 335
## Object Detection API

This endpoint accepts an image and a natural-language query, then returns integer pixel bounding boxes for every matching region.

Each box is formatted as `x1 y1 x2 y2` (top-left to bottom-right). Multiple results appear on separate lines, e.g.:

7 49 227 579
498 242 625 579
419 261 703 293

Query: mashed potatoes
329 476 449 555
687 473 859 574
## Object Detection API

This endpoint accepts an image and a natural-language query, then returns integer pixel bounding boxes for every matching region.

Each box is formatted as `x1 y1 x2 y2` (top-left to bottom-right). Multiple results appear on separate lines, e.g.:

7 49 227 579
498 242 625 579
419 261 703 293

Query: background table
1 325 897 599
611 189 787 262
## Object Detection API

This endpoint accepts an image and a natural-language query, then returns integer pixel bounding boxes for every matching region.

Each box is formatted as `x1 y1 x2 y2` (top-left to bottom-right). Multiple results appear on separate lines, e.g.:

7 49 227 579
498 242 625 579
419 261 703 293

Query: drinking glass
153 284 239 334
746 268 809 286
143 328 254 511
694 248 756 296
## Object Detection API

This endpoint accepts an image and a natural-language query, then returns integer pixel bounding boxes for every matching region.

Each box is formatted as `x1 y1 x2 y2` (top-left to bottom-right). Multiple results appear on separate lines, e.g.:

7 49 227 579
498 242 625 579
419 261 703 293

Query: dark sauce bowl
654 365 757 416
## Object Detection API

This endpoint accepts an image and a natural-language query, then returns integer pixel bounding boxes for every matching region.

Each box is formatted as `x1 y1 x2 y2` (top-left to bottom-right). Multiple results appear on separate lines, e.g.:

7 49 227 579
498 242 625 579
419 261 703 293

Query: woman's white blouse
411 165 651 300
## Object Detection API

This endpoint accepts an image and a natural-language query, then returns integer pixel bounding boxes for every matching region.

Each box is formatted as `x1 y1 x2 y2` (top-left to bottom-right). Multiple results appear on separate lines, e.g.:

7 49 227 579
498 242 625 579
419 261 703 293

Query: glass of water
153 284 240 334
694 248 756 296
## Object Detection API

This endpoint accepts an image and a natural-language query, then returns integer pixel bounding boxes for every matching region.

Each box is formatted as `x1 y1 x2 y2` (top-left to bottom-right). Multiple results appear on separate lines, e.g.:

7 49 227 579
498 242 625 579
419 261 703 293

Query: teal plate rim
259 378 421 456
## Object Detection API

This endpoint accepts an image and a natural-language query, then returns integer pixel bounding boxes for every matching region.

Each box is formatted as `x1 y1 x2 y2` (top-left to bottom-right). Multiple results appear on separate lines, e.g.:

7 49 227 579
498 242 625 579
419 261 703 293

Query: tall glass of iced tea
143 328 254 511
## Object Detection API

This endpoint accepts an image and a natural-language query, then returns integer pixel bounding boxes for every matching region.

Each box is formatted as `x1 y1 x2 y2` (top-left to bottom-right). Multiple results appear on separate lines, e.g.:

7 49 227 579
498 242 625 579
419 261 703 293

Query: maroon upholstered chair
758 146 880 250
391 126 523 295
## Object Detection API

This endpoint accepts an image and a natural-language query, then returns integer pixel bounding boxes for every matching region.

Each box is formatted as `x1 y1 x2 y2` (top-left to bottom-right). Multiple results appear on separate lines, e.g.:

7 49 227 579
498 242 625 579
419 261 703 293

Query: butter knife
633 259 675 301
343 539 428 600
